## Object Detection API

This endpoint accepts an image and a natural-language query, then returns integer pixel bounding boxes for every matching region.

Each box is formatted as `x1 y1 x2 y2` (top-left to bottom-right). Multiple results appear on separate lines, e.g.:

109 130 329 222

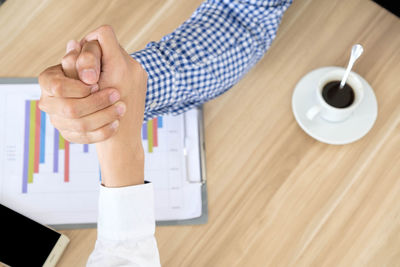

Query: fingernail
116 103 126 116
109 91 120 103
90 84 99 93
66 40 76 54
82 69 97 84
111 120 119 129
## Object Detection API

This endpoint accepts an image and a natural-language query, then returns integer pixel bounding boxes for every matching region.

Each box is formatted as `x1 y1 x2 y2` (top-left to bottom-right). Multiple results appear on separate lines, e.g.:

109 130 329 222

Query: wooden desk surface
1 0 400 266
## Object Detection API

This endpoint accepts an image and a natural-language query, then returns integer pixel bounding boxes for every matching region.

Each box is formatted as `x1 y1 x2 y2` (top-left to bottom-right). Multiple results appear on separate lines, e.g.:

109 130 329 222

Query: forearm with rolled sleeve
131 0 292 121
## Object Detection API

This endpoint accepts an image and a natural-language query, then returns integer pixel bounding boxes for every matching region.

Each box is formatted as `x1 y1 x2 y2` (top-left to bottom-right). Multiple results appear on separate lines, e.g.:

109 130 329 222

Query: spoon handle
340 60 355 88
340 44 364 89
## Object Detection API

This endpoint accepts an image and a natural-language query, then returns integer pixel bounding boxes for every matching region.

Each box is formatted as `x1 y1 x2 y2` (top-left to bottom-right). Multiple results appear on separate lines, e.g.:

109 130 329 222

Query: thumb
62 40 81 80
82 25 122 65
76 40 102 85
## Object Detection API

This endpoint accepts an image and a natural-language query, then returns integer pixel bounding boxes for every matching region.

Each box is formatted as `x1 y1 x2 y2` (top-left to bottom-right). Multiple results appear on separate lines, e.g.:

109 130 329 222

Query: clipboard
157 107 208 226
0 78 208 229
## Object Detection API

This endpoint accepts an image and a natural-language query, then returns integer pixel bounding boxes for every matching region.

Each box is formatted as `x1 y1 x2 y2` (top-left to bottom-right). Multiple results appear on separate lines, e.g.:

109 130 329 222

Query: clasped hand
38 25 147 145
39 25 148 186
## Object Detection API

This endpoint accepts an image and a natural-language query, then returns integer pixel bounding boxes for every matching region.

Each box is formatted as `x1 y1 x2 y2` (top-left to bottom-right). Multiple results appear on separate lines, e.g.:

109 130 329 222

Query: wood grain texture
1 0 400 266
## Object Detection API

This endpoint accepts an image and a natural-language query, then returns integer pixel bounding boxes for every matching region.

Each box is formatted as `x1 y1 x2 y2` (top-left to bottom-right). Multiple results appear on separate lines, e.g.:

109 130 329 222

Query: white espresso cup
306 69 364 122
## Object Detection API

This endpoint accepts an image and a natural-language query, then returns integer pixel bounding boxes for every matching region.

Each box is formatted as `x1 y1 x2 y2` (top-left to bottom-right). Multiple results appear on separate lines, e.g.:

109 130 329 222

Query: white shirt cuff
97 182 155 241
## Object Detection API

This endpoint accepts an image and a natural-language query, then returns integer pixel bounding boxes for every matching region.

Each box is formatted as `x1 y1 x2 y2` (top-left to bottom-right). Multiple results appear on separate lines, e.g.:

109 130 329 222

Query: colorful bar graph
64 141 70 182
22 101 30 193
22 100 97 193
147 120 153 153
142 122 148 139
34 101 41 173
39 111 46 163
55 132 69 182
142 117 163 153
53 129 59 173
21 99 167 193
153 118 158 147
22 99 167 193
28 100 36 183
59 134 65 149
158 116 163 128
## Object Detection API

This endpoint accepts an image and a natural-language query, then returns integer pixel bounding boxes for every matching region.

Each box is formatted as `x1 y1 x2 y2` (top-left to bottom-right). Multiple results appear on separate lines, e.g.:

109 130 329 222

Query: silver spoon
340 44 364 89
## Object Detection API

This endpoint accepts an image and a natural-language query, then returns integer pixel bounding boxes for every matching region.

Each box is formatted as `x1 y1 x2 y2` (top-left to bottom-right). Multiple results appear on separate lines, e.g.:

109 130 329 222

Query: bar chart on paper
141 112 203 221
18 99 100 195
21 100 96 193
0 85 101 224
0 83 203 226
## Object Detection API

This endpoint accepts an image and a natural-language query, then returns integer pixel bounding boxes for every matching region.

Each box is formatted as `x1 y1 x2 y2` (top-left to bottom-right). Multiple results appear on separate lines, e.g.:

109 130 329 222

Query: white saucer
292 67 378 145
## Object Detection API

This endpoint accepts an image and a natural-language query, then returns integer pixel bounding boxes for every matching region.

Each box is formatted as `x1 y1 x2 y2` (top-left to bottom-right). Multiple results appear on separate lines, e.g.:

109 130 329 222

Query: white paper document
0 83 203 225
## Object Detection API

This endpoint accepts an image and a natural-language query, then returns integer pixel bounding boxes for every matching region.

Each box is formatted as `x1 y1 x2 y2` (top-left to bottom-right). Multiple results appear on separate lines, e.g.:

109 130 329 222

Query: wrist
96 140 145 187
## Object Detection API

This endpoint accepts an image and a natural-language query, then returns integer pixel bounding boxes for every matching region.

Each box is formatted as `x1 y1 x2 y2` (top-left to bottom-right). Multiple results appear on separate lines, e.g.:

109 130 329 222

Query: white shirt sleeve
87 182 161 267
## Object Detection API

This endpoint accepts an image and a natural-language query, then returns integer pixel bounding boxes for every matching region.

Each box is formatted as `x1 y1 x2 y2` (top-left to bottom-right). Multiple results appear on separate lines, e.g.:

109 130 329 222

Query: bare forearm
96 140 144 187
96 100 146 187
96 57 148 187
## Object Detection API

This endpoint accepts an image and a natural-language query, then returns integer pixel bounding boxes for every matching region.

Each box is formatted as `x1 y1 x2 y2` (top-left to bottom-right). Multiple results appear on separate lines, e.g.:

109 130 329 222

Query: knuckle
50 77 63 96
40 65 56 79
94 90 110 107
38 71 46 85
97 127 110 141
38 98 46 111
38 69 52 92
74 120 88 132
63 135 74 143
62 103 79 118
99 24 113 34
78 51 96 66
61 53 76 67
49 117 61 130
63 136 72 143
60 131 73 143
79 132 91 144
77 88 92 99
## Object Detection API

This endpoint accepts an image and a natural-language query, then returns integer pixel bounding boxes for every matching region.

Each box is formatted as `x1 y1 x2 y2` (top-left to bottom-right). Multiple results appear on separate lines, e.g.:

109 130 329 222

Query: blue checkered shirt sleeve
131 0 292 121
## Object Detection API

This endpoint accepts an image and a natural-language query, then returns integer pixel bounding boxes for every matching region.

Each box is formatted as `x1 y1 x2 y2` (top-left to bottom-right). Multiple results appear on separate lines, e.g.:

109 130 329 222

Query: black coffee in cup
322 81 354 108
